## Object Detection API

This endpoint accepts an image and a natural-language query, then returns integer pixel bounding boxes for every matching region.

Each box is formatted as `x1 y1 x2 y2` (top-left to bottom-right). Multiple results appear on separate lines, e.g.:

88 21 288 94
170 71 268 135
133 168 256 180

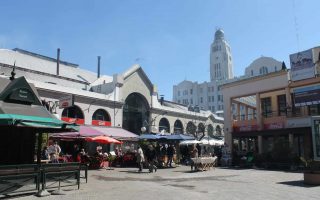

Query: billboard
293 84 320 107
290 49 315 81
59 95 74 109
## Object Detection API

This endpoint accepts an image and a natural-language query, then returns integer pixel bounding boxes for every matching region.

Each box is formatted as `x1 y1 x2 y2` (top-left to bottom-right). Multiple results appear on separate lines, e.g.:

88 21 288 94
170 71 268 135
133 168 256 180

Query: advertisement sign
293 84 320 107
61 117 84 125
233 125 258 132
59 95 74 109
92 120 111 126
290 49 315 81
264 122 284 130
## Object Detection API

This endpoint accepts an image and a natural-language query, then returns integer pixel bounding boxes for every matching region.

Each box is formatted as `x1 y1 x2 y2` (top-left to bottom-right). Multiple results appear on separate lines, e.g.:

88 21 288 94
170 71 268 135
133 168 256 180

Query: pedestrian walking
136 145 145 172
145 144 157 173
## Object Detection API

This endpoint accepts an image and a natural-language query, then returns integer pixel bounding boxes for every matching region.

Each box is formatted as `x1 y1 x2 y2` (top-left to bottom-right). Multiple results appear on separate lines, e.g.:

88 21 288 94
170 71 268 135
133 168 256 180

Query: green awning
0 114 79 131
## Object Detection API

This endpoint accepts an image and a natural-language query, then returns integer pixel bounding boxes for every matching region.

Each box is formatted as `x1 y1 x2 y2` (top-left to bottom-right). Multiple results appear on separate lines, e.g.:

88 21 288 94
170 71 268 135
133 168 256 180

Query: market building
0 48 224 140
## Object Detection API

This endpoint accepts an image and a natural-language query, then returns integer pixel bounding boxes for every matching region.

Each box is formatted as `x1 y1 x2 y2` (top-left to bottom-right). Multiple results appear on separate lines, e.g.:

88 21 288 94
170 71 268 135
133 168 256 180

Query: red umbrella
85 135 122 144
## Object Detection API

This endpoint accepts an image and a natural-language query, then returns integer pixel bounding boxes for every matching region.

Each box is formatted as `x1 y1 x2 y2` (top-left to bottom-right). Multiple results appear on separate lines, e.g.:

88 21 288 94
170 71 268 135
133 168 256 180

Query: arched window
186 121 196 136
174 120 184 134
216 125 222 136
159 118 170 133
198 123 205 134
92 109 111 126
207 124 214 137
61 105 84 124
259 66 268 75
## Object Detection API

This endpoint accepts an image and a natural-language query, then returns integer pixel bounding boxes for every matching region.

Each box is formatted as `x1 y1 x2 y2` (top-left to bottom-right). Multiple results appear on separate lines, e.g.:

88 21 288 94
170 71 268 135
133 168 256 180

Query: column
256 93 262 130
285 87 292 115
245 106 248 120
258 135 263 154
237 103 241 120
289 133 294 149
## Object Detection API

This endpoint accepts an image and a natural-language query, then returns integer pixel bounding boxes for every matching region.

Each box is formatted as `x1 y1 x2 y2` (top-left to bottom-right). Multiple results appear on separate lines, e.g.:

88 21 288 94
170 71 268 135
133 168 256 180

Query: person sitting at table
41 146 49 160
48 141 61 163
72 144 80 162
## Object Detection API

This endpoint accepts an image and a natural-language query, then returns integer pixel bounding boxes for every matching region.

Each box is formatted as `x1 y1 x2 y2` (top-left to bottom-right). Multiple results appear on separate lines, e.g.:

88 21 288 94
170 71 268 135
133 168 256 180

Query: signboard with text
293 84 320 107
233 125 258 132
264 122 284 130
59 95 74 109
290 49 315 81
61 117 84 125
92 120 111 126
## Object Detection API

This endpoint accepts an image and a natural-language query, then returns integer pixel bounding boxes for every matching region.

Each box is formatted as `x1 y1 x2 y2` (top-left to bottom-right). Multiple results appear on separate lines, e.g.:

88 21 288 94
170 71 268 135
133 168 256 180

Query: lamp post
141 111 167 134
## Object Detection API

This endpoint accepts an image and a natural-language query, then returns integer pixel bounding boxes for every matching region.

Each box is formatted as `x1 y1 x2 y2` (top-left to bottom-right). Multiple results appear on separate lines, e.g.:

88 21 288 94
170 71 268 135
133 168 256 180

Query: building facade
173 29 233 114
210 29 233 81
222 46 320 163
0 48 224 138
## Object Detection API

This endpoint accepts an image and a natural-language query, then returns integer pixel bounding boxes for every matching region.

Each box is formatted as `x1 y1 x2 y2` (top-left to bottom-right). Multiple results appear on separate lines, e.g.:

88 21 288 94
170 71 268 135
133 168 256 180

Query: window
251 70 253 76
259 66 268 75
212 96 214 102
208 96 211 102
190 89 193 95
261 97 272 117
200 97 203 103
178 91 181 96
274 66 277 72
190 99 193 104
309 104 320 115
277 95 287 116
178 100 180 104
212 106 215 112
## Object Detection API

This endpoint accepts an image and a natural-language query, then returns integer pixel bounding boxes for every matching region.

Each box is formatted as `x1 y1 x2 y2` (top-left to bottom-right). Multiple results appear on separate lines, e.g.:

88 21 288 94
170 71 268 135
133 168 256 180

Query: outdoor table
191 157 217 171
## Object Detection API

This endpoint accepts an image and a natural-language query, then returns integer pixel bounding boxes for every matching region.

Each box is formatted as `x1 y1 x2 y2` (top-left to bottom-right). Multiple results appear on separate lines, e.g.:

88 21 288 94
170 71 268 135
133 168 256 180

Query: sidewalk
17 166 319 200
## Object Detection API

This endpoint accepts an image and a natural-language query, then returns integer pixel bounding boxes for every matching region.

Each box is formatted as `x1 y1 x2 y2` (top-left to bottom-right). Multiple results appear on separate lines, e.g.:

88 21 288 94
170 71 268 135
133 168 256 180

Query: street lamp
141 111 167 134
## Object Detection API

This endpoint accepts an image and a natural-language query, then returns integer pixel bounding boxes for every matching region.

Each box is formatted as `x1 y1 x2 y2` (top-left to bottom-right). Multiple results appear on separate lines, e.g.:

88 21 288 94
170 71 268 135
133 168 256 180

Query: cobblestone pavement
11 166 320 200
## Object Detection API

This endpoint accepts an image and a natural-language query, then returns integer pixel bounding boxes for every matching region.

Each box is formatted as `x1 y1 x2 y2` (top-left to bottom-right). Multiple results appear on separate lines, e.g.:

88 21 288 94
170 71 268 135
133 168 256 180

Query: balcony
232 105 320 133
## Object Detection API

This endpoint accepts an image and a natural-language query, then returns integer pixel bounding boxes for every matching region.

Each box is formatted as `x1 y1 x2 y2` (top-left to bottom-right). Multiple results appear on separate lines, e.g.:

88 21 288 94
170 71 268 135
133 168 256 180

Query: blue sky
0 0 319 100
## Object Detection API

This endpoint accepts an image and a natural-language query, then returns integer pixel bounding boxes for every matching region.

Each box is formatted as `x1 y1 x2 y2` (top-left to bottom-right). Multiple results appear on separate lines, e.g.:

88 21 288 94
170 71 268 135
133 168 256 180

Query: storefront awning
0 113 78 131
92 126 138 140
0 76 78 132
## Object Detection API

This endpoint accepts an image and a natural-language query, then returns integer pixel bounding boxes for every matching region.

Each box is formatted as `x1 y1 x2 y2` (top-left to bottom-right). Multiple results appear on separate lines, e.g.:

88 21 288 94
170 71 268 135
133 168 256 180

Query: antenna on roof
292 0 300 51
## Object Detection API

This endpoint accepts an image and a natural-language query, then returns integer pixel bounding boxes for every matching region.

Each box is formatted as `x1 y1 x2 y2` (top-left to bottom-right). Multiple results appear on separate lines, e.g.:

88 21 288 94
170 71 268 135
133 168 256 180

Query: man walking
136 145 145 172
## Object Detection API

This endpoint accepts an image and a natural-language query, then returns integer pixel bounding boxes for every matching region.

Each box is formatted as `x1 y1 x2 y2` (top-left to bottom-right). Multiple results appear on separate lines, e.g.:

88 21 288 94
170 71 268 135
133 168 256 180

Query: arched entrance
207 124 214 137
159 117 170 133
92 109 111 126
123 93 149 135
174 120 183 134
61 105 84 124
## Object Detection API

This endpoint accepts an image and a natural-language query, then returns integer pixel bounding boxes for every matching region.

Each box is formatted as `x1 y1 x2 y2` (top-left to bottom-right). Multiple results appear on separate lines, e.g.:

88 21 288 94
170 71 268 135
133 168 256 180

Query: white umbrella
179 140 202 145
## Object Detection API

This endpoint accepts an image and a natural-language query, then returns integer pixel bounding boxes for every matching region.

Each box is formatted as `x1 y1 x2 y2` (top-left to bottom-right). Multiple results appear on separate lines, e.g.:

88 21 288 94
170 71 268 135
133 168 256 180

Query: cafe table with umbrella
85 135 123 144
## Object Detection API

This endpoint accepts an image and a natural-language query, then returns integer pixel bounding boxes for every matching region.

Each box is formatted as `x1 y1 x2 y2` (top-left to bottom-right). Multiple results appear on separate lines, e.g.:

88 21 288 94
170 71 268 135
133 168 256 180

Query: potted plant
300 157 320 185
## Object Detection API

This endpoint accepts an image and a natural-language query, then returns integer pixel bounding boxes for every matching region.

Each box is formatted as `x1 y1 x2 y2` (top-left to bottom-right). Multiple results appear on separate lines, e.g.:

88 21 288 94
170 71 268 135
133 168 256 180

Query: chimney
97 56 101 78
160 95 164 105
56 48 60 76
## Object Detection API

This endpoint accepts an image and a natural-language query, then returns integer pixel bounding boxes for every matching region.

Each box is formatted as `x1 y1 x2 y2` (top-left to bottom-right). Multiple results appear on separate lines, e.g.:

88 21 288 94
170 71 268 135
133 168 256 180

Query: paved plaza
14 166 320 200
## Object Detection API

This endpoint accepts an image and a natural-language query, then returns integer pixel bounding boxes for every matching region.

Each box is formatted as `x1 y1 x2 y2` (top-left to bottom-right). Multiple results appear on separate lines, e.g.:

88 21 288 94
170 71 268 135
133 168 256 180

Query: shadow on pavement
118 170 150 174
277 180 319 188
